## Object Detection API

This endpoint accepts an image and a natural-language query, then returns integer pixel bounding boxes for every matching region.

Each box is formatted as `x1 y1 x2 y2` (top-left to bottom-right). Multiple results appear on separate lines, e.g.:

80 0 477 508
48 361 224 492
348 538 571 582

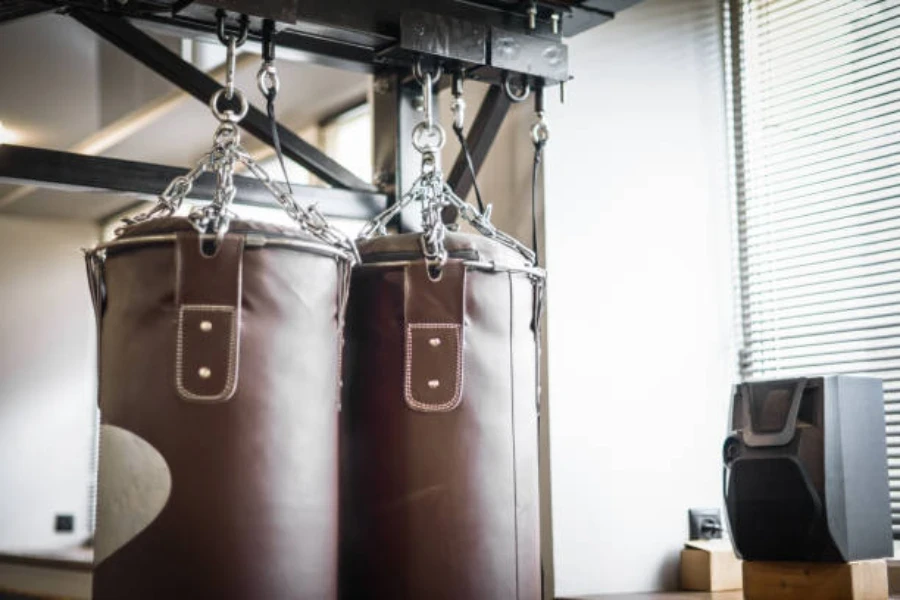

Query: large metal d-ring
209 88 249 123
413 60 443 86
257 63 280 97
412 121 446 154
531 119 550 145
504 72 532 103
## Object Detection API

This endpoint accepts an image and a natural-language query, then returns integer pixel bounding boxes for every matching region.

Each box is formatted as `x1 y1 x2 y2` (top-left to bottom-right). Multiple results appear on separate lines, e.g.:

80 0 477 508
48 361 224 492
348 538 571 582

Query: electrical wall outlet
55 514 74 533
688 508 723 540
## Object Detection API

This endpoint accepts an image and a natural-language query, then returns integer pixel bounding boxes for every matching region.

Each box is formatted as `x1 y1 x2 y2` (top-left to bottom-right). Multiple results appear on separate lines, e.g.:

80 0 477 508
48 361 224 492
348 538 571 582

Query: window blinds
727 0 900 535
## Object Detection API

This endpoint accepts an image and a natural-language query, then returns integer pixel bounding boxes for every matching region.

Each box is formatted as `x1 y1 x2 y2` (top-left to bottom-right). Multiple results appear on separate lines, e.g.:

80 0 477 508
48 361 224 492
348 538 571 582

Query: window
319 102 373 185
727 0 900 535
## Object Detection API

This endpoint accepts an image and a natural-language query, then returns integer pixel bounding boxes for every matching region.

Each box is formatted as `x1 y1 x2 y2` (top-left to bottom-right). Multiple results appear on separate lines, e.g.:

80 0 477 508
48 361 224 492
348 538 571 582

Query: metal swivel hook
208 35 249 123
531 83 550 146
209 12 249 124
411 58 446 166
257 19 280 99
451 71 466 130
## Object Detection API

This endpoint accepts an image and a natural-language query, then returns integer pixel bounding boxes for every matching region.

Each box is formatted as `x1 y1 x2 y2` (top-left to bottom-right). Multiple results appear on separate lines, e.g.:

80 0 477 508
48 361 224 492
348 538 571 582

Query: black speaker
723 375 892 562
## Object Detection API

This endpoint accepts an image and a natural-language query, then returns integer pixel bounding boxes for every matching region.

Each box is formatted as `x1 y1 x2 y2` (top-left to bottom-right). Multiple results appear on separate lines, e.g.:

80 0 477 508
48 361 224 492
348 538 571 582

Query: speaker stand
743 559 888 600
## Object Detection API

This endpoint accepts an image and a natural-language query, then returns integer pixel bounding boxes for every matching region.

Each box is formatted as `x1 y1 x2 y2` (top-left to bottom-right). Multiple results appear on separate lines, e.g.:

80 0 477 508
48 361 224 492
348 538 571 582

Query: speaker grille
729 458 822 561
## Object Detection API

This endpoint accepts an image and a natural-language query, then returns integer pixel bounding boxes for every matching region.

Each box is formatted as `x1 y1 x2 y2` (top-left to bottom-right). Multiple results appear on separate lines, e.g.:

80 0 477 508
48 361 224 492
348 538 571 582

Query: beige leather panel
94 424 171 566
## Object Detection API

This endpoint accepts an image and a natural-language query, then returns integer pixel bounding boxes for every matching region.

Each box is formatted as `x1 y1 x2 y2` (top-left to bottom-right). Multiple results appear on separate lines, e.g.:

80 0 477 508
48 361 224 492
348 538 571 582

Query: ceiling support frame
0 0 642 228
70 9 377 193
0 144 387 219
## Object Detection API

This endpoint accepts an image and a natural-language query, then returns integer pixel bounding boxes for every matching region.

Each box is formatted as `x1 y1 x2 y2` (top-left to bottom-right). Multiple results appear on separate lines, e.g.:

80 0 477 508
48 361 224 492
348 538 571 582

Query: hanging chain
233 146 358 257
359 62 537 269
118 154 210 234
188 27 245 243
187 120 241 243
119 12 358 262
359 168 536 265
408 61 449 280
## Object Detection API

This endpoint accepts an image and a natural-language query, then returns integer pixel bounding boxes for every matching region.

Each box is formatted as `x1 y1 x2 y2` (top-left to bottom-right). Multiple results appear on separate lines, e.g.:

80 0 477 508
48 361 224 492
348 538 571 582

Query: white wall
545 0 736 595
0 13 101 150
0 216 99 551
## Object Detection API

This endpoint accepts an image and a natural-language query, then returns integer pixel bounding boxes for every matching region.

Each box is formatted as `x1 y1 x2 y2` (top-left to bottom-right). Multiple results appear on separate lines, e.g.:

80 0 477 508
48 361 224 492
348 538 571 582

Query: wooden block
743 559 889 600
887 559 900 595
680 541 742 591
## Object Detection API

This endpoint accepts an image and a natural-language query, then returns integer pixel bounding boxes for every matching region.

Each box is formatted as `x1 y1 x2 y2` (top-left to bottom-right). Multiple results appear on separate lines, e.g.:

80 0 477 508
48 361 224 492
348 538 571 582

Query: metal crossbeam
71 9 378 193
447 85 512 201
0 145 387 219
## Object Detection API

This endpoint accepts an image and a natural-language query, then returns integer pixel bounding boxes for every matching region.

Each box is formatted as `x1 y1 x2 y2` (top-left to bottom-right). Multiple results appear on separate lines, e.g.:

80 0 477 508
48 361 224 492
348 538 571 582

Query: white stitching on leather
404 322 463 413
176 304 238 403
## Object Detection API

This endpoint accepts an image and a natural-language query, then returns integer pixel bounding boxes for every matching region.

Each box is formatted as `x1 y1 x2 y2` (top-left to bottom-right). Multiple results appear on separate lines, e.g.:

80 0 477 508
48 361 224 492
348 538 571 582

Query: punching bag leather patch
403 261 466 412
94 425 172 566
174 233 243 403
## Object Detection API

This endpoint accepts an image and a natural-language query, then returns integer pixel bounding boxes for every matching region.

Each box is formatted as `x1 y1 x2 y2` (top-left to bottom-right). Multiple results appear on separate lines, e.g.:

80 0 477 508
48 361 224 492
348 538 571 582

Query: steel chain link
359 164 536 266
116 25 358 263
360 59 536 269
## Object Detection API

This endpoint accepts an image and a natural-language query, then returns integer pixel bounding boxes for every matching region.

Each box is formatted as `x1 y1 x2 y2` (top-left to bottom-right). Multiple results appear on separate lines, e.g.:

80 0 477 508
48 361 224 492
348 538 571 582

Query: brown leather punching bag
85 217 354 600
341 230 545 599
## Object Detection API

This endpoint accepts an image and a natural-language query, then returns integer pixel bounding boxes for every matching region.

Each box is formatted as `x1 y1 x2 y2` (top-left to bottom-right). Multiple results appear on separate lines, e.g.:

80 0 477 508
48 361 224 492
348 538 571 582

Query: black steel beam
71 9 378 193
135 17 380 74
447 85 511 201
40 0 645 81
57 1 577 83
50 0 640 39
0 145 387 220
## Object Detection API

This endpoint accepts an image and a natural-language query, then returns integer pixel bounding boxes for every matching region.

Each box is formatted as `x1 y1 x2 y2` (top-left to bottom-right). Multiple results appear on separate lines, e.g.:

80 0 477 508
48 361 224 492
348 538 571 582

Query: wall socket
688 508 723 540
55 514 74 533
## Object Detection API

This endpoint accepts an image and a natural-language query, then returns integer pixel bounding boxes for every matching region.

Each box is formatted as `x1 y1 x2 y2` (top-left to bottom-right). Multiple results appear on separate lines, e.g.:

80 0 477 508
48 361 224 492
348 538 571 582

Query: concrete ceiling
0 11 370 222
